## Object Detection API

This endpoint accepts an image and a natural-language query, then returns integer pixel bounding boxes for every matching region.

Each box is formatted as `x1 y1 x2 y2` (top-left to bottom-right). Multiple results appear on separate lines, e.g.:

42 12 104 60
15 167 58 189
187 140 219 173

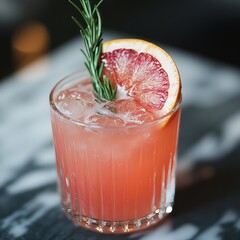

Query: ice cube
56 89 95 120
68 89 94 102
56 82 156 126
87 114 125 127
103 99 156 125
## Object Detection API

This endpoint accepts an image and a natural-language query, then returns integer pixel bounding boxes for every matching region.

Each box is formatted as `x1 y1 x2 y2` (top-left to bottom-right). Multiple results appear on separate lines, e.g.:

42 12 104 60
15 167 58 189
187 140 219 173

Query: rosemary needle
69 0 117 101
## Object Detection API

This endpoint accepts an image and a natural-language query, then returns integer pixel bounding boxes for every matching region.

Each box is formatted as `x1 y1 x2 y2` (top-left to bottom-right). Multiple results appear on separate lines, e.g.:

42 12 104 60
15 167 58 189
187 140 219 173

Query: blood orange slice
101 39 181 116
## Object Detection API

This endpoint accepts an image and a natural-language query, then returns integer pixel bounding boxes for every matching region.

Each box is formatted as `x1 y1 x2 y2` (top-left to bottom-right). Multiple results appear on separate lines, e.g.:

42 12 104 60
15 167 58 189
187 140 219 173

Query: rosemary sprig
69 0 117 101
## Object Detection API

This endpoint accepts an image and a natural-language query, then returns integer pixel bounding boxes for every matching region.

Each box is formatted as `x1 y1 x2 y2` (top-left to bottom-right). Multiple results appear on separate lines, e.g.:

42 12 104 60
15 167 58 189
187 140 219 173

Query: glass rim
49 71 182 129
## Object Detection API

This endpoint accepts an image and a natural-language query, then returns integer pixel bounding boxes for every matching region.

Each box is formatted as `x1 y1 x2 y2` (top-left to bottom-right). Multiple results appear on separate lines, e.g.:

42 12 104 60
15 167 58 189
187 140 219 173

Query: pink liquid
50 74 181 233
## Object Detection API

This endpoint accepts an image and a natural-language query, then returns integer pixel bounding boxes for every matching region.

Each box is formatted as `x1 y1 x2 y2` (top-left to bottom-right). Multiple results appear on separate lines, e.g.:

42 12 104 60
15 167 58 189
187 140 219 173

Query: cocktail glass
50 71 181 233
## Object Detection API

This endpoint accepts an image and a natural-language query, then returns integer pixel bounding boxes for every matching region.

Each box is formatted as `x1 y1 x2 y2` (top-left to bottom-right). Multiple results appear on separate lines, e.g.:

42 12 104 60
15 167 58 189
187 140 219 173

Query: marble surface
0 32 240 240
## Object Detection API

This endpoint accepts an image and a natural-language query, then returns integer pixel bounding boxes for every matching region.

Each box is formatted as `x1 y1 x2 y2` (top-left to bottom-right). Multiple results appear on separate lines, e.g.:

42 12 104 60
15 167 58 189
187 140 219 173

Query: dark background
0 0 240 80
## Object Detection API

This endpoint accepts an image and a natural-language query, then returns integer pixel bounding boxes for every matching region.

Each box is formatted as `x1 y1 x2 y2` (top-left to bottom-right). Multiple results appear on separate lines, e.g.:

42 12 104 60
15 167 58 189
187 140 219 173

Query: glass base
62 204 172 234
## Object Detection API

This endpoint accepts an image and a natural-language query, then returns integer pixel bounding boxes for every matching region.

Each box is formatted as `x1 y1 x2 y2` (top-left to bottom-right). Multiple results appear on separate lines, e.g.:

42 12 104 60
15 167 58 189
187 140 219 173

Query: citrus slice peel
101 39 181 118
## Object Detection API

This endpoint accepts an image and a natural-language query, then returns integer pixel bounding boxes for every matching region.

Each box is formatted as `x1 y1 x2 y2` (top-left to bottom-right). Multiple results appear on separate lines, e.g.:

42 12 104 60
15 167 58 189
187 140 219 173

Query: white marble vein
7 169 56 194
196 210 238 240
35 145 55 167
0 115 52 188
172 50 240 107
236 219 240 230
139 222 198 240
179 111 240 167
0 191 59 238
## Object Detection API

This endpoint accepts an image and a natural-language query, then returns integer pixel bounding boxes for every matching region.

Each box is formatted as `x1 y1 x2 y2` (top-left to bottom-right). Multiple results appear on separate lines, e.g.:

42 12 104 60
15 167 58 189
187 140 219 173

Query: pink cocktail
50 72 181 233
